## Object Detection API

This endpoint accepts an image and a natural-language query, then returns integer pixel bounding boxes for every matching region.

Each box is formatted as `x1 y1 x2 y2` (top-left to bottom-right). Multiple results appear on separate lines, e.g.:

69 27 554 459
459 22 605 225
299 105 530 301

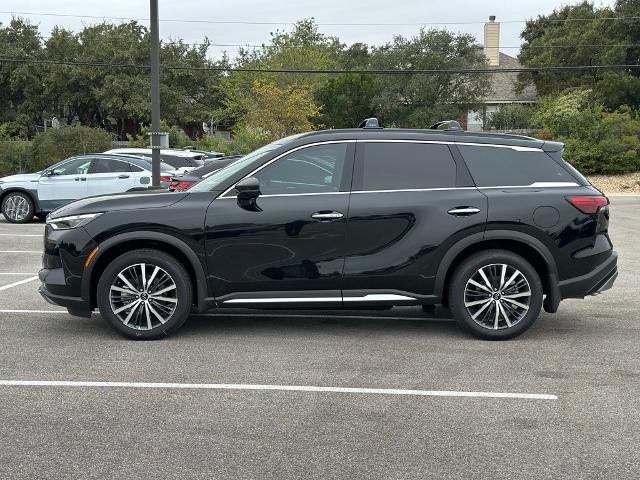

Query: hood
49 189 189 219
0 172 41 184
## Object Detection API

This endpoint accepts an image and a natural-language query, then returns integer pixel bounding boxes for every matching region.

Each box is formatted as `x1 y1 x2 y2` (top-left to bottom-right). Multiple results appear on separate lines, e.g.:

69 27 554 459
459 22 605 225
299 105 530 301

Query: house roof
484 52 538 104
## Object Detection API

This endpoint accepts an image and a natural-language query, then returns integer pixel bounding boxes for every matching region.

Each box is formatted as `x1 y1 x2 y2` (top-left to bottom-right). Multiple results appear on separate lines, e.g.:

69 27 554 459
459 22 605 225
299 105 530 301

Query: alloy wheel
4 195 30 222
109 263 178 330
463 263 531 330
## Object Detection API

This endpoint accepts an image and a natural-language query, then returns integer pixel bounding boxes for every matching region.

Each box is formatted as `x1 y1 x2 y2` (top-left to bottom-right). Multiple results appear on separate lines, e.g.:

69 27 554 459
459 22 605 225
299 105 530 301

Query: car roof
291 128 560 150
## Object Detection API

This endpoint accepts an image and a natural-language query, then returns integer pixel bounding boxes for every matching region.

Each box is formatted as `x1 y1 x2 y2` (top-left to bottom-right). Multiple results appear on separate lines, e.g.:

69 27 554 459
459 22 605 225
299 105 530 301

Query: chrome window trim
217 138 561 198
220 140 356 198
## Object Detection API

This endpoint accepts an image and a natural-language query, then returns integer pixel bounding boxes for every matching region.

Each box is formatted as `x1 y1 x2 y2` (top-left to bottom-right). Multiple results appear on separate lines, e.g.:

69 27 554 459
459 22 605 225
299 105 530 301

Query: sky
0 0 617 60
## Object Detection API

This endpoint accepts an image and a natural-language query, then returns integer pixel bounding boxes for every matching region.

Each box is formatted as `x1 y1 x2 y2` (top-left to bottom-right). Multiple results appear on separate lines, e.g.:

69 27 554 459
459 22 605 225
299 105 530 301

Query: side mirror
235 177 261 200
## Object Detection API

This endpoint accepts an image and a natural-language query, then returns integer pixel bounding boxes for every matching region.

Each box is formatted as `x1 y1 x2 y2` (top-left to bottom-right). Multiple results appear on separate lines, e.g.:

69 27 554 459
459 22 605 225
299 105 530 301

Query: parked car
104 148 204 173
39 119 617 340
0 154 175 223
169 155 243 191
173 147 225 160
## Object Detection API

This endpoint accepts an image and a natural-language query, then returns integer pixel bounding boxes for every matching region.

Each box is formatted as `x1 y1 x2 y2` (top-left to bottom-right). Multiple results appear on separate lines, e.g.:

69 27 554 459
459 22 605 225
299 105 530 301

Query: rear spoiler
541 141 564 153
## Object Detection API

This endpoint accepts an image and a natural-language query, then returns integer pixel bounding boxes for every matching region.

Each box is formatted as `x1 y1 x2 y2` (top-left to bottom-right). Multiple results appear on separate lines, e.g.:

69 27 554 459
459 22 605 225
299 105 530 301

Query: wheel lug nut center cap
493 293 501 300
140 293 148 301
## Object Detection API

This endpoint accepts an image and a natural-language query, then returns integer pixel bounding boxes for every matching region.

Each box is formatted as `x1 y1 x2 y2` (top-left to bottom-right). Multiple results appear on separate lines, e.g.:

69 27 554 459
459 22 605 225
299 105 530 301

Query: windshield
189 143 279 192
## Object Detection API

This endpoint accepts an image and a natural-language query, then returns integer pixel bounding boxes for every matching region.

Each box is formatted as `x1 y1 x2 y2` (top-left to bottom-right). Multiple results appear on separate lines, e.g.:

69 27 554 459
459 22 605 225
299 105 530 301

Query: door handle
311 211 344 221
447 207 481 216
118 174 130 179
80 177 87 181
74 177 80 181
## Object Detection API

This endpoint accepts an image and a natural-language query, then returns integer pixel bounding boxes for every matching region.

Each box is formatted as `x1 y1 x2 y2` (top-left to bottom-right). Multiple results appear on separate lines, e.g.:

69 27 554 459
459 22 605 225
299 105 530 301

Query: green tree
486 104 535 130
314 74 376 128
518 1 639 109
368 29 490 127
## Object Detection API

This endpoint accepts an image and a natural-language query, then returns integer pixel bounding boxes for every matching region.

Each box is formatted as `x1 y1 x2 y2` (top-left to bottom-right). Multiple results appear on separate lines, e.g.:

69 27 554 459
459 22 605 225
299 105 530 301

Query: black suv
39 120 617 340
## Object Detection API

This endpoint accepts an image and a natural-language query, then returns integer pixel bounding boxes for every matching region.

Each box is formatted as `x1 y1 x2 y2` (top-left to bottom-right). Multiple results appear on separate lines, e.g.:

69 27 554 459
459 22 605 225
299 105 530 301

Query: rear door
87 158 136 196
342 140 487 304
37 157 91 210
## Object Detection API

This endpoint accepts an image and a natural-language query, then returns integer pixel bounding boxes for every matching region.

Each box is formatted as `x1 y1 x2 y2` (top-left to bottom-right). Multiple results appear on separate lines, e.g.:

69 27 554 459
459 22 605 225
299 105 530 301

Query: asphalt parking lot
0 197 638 479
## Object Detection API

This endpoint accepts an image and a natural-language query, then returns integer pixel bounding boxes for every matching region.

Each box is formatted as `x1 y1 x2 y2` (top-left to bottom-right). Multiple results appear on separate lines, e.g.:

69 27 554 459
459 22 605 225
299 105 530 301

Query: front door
204 142 354 307
342 141 487 305
37 156 92 211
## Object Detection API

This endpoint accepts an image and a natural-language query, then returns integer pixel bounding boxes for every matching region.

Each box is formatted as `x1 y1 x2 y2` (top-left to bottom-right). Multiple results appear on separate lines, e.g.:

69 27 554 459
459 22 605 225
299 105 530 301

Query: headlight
46 213 103 230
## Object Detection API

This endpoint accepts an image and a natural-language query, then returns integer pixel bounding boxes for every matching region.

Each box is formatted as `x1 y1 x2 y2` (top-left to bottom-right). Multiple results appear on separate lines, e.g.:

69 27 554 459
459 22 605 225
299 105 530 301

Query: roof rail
358 118 382 129
429 120 463 132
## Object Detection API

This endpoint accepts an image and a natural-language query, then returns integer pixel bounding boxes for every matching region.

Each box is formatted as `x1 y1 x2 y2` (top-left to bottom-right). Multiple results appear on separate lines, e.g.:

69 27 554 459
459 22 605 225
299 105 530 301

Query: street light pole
149 0 161 187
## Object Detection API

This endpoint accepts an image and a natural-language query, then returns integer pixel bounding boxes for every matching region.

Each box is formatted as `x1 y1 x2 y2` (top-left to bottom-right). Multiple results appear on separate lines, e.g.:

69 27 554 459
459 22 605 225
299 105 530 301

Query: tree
314 74 376 128
368 29 490 127
242 81 320 141
518 1 639 109
486 104 535 130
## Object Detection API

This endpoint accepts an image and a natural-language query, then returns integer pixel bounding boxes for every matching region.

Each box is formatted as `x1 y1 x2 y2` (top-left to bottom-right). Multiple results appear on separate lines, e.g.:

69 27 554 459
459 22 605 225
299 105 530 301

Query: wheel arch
0 187 41 213
435 230 559 306
83 232 212 312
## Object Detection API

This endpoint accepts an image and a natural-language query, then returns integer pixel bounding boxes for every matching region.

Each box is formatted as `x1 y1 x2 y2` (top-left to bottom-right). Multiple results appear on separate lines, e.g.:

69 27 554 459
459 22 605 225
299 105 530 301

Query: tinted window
91 158 131 173
458 145 576 187
255 143 348 195
160 155 198 168
359 143 456 190
50 157 92 176
129 164 144 172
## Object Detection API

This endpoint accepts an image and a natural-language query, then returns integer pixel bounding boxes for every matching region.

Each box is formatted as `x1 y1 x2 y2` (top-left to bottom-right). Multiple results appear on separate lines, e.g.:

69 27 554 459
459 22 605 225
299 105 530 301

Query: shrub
30 126 114 171
0 139 33 176
486 104 535 130
533 90 640 174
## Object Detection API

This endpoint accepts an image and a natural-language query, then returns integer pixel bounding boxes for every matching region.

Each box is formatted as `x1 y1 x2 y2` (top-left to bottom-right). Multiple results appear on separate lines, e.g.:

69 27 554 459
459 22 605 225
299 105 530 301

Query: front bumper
39 269 92 317
558 251 618 299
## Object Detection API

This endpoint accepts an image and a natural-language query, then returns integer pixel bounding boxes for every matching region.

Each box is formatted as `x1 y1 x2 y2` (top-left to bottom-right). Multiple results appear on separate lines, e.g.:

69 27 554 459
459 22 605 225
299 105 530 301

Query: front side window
358 143 456 191
48 157 92 176
253 143 348 195
458 145 577 187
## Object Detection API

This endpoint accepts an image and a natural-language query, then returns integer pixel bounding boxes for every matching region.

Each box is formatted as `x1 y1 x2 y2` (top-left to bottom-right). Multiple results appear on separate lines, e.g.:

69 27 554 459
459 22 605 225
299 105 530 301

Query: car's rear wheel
96 249 192 340
448 250 543 340
1 192 35 223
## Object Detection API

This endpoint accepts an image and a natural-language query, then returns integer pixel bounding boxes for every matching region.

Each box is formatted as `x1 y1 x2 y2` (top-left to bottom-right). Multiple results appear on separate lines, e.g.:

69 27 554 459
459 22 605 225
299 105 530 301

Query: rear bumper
558 251 618 299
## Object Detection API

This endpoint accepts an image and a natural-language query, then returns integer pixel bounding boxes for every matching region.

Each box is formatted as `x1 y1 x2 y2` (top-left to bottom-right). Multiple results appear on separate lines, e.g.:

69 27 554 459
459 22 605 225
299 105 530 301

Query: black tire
448 249 543 340
96 249 192 340
1 191 35 223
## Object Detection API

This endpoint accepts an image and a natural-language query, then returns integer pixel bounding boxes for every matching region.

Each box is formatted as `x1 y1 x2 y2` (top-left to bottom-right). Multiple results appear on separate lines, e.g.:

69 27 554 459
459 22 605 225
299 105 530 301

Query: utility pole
149 0 161 187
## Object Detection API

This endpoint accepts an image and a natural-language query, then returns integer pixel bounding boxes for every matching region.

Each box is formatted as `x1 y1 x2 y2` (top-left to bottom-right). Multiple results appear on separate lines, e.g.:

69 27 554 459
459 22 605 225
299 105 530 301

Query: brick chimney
484 15 500 66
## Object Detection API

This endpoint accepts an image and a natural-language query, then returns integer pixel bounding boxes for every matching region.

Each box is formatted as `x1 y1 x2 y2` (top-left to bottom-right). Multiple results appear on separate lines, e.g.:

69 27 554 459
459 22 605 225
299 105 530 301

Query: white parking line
0 251 41 253
0 379 558 400
0 234 42 237
0 273 38 276
0 309 66 313
0 276 39 292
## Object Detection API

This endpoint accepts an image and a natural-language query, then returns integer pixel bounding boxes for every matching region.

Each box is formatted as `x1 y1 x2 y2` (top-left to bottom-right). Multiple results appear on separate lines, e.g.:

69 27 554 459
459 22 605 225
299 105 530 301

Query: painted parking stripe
0 309 67 313
0 250 41 253
0 276 39 292
0 379 558 400
0 234 42 237
0 273 38 275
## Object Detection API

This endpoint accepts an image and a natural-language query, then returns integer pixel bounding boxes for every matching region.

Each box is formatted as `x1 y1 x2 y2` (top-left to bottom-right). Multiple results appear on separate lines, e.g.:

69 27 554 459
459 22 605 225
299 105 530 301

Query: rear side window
161 155 195 168
358 143 456 191
458 145 577 187
91 158 131 173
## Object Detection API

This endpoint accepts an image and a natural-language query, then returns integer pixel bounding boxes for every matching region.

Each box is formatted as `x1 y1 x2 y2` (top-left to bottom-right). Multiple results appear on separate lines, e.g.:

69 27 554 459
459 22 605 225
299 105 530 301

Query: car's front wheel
96 249 192 340
1 191 35 223
448 250 543 340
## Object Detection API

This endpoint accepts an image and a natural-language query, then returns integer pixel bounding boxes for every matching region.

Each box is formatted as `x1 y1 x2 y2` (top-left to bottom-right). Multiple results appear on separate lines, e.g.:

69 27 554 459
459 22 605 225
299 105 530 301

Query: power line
2 10 640 26
1 57 639 74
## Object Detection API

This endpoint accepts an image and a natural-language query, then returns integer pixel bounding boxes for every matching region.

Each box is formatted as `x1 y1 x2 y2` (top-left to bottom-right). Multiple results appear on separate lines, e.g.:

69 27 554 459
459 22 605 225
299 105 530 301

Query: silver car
0 154 176 223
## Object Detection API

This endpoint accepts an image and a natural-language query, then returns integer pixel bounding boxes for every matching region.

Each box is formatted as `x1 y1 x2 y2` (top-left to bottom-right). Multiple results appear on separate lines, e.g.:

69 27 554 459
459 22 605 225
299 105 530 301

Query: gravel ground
588 172 640 195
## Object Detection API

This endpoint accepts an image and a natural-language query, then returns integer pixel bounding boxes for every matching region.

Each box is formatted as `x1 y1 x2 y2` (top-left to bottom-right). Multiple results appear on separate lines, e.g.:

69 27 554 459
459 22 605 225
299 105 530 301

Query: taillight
171 181 194 191
566 196 609 214
160 176 172 183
